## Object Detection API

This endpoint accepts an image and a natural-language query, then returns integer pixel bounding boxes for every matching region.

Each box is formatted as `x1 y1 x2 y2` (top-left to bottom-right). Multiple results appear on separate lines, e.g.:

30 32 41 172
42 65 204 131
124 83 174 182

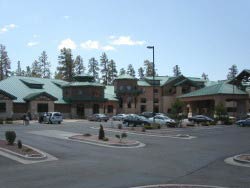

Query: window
78 90 83 95
0 103 6 112
127 97 132 108
140 105 146 113
227 107 236 113
154 98 159 103
140 98 146 103
108 105 113 113
127 86 132 90
154 89 158 93
119 86 124 91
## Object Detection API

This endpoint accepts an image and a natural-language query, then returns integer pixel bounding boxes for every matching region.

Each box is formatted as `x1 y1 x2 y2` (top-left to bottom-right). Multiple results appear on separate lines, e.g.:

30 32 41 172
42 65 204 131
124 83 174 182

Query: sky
0 0 250 81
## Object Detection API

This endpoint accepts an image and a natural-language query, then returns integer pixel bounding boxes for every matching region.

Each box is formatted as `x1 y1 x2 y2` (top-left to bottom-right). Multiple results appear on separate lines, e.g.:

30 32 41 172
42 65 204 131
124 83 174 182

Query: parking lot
0 120 249 188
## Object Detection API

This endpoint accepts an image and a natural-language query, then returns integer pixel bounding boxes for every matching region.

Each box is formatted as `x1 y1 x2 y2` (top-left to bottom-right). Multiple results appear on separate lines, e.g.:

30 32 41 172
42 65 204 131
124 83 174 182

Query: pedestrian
22 114 26 125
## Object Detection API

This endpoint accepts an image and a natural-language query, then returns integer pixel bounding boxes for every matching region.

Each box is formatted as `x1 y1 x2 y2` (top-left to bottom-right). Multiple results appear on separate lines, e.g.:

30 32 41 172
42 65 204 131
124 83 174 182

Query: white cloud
33 34 39 38
27 42 39 47
111 36 146 46
0 24 17 34
58 38 77 50
101 45 115 51
80 40 100 50
63 16 70 20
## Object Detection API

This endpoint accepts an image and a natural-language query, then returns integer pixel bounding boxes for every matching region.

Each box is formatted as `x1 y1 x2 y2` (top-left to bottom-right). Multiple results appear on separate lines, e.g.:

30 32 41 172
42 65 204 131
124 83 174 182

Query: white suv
43 112 63 124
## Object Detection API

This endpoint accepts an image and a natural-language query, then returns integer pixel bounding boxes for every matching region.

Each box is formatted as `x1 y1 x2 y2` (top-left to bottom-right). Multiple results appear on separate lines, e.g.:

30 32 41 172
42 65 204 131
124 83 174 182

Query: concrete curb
233 154 250 164
224 157 250 168
68 137 145 149
131 184 229 188
90 127 196 140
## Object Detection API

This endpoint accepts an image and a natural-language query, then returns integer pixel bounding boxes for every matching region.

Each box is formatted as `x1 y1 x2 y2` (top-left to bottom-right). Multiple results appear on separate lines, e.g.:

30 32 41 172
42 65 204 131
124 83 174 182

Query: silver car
43 112 63 124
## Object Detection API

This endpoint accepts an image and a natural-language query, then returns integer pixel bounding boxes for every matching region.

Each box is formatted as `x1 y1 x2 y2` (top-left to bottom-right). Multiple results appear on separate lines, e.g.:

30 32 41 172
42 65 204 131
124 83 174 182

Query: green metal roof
179 83 247 98
104 86 118 101
143 76 172 86
0 89 17 100
23 92 58 101
137 80 151 86
0 76 68 104
63 82 104 87
115 74 137 80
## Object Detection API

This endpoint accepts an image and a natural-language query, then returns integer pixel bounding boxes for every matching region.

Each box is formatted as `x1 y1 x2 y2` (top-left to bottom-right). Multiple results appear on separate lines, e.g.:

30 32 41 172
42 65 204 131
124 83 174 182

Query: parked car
188 115 214 123
88 114 109 122
112 114 127 121
236 118 250 127
149 115 176 127
123 114 151 126
39 112 63 124
141 112 154 118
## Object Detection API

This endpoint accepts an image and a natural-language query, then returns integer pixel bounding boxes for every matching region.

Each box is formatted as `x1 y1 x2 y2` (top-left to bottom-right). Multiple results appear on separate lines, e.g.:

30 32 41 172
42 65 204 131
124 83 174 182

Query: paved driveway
0 120 249 188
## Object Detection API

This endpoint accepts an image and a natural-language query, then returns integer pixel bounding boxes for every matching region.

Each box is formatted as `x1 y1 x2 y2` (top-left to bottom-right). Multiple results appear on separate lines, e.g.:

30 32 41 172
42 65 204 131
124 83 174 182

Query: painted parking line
90 127 196 139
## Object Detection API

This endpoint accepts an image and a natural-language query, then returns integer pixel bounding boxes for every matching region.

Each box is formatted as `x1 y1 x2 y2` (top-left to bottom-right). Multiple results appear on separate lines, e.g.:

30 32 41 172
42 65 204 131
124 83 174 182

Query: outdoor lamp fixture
147 46 155 123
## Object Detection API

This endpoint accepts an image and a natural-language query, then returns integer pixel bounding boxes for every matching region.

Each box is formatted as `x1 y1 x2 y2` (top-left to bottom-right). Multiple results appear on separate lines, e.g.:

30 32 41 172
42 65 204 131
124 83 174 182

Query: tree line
0 43 239 84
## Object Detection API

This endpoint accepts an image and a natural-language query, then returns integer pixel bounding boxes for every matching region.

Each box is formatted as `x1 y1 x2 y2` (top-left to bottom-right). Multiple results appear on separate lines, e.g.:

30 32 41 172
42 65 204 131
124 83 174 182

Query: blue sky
0 0 250 80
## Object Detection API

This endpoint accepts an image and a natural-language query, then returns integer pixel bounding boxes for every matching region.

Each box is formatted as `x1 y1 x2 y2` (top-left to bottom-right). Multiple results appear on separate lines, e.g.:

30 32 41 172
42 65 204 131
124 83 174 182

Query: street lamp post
147 46 155 123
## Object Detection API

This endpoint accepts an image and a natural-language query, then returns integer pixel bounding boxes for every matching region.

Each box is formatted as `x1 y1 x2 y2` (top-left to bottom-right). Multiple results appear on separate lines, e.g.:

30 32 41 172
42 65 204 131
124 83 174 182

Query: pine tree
138 67 145 79
15 61 22 76
107 59 118 85
144 60 154 77
173 65 181 76
100 52 109 85
39 51 51 78
0 44 11 80
25 66 32 77
57 48 75 82
54 71 63 80
126 64 136 77
74 55 85 75
119 68 126 75
31 60 42 77
227 64 238 80
88 57 99 82
201 72 208 80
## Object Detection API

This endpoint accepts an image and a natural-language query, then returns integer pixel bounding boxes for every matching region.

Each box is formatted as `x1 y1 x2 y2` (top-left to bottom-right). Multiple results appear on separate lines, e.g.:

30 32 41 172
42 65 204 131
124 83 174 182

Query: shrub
115 132 127 142
0 119 4 124
5 131 16 145
103 137 109 141
98 124 105 140
117 124 122 129
144 125 152 129
5 118 13 124
17 140 22 149
121 132 127 139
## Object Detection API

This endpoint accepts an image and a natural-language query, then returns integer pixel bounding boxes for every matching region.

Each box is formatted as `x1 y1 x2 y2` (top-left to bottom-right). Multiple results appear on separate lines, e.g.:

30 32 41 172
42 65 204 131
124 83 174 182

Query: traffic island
224 153 250 168
0 139 57 164
131 184 229 188
69 134 144 148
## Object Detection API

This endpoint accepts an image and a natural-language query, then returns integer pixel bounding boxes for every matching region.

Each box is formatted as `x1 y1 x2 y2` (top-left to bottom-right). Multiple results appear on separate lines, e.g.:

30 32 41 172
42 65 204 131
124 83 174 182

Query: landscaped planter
69 134 140 147
0 140 47 160
131 184 228 188
233 154 250 164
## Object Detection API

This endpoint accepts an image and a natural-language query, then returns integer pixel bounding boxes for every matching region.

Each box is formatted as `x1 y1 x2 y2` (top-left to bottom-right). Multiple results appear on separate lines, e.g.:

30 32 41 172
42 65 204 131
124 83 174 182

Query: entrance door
77 104 85 118
93 104 99 114
37 103 48 112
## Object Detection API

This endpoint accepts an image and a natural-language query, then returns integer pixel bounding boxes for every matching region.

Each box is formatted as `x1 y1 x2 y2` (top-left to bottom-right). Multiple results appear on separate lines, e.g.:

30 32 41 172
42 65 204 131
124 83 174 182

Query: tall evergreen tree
173 65 181 76
0 44 11 80
119 68 126 75
15 61 22 76
138 67 145 79
144 60 154 77
100 52 109 85
74 55 85 75
201 72 208 80
25 66 32 77
57 48 75 82
88 57 99 82
126 64 136 77
107 59 118 85
39 51 51 78
31 60 42 77
227 64 238 80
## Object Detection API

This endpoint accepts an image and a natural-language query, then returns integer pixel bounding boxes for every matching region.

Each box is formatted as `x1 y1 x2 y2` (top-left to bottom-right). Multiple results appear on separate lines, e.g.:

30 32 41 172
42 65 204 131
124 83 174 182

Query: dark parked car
236 118 250 127
188 115 214 123
123 114 151 126
88 114 109 122
112 114 127 121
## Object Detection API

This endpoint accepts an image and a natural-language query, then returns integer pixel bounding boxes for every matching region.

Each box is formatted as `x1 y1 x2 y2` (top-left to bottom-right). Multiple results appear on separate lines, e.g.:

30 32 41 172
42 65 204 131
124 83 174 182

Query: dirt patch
0 140 42 157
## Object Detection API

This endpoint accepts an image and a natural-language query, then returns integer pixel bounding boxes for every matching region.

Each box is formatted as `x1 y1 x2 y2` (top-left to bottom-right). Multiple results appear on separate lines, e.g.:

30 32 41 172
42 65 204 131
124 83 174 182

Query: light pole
147 46 155 123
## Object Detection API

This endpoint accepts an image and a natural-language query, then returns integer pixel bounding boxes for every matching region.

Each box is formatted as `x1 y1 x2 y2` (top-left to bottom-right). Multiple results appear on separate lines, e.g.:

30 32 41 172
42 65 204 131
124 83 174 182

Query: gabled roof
115 74 138 80
179 83 247 98
0 89 17 100
0 76 68 103
23 92 58 101
62 82 104 87
104 86 118 101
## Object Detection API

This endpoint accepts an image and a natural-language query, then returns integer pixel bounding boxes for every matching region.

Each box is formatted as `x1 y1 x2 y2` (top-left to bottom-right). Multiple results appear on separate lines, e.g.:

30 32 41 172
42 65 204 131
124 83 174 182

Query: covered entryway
76 104 85 118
